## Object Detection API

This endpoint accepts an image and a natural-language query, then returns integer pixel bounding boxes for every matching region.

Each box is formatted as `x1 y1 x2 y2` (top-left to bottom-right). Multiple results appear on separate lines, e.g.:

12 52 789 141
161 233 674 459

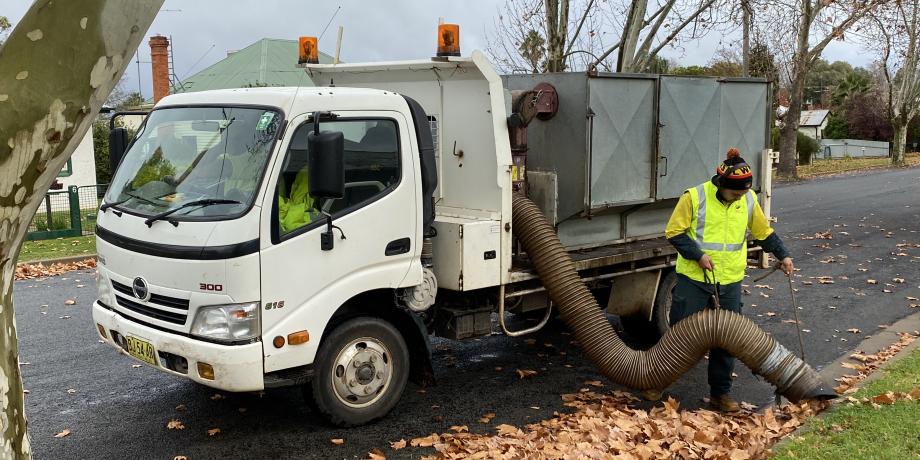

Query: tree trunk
617 0 649 72
777 6 812 180
544 0 570 72
0 1 162 457
778 70 807 178
891 121 908 166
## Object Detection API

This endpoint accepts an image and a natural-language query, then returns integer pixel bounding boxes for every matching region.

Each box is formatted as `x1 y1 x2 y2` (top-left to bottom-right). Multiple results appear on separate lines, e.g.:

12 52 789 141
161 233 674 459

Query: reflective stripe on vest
676 182 756 284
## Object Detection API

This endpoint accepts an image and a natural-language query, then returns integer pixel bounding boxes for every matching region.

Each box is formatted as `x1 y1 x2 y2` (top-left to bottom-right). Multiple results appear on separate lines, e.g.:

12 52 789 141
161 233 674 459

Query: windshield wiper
100 192 160 213
99 198 129 213
144 199 241 227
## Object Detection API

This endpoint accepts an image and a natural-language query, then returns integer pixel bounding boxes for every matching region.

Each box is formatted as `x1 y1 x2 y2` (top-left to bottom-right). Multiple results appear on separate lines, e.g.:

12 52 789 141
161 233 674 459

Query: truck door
259 112 419 372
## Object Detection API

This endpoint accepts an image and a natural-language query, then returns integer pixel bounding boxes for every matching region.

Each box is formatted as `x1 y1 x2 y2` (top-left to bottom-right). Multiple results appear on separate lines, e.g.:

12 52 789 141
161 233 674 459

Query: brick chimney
149 35 170 104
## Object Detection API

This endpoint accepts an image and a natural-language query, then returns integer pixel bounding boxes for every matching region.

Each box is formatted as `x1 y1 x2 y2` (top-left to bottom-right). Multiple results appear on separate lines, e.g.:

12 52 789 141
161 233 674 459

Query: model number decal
199 283 224 292
264 301 285 311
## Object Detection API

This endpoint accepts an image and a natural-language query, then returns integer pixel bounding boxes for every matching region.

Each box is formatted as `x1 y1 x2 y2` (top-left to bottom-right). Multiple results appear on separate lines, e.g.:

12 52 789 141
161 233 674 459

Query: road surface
18 167 920 459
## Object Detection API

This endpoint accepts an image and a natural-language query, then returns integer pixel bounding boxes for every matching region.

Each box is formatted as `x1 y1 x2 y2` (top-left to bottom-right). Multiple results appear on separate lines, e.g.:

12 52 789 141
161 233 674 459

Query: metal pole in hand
787 272 806 361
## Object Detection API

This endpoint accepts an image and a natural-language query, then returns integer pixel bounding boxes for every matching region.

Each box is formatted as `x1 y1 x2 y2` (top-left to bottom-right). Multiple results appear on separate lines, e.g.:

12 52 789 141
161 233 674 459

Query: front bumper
93 301 265 392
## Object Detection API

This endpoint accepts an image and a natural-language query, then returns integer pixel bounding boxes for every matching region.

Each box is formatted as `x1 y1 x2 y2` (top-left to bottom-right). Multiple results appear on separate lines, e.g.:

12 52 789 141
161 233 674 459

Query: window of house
57 159 73 177
276 118 401 236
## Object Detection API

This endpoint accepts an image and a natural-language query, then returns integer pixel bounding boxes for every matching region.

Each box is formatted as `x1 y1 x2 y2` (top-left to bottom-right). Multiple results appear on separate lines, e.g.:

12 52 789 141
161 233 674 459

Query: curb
769 311 920 452
816 310 920 390
17 254 97 267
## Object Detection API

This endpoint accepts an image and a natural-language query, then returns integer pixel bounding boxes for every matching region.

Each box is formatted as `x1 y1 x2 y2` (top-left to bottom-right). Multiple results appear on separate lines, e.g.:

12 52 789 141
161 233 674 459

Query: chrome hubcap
330 337 392 408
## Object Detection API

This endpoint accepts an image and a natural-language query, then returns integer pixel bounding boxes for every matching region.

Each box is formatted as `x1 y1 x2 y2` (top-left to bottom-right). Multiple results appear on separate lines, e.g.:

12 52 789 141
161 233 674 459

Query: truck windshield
104 106 281 219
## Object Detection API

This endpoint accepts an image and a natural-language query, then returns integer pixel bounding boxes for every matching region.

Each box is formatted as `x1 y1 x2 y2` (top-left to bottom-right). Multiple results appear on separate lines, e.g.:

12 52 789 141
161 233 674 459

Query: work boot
709 394 741 413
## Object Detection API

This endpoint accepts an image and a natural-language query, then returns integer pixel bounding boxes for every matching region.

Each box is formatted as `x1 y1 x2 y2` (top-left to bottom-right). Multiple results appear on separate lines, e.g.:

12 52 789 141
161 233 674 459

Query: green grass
19 235 96 263
773 347 920 459
29 207 100 234
777 153 920 180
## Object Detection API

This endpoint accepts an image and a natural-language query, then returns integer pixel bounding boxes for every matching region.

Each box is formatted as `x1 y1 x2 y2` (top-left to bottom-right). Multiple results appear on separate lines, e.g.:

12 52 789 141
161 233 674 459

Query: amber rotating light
436 24 460 57
299 36 319 64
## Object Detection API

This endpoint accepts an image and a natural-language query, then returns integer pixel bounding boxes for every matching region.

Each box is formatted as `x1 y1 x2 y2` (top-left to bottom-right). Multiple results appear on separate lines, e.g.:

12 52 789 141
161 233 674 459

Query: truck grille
111 280 190 325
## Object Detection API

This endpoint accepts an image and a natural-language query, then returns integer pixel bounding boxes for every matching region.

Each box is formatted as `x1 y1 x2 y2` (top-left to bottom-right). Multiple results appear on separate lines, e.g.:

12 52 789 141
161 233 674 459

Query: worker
664 147 794 412
277 167 317 233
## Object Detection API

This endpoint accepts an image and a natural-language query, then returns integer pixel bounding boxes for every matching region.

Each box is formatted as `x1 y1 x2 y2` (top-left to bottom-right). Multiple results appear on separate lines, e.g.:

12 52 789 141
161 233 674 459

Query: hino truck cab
95 86 440 426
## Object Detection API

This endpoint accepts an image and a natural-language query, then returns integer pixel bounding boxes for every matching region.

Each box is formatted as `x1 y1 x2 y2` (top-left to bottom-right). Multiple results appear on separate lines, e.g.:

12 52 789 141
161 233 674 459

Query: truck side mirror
307 131 345 200
109 127 129 173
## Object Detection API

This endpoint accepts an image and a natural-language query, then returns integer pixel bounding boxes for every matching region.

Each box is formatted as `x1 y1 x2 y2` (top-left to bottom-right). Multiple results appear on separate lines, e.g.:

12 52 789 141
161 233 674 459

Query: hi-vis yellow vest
675 181 756 284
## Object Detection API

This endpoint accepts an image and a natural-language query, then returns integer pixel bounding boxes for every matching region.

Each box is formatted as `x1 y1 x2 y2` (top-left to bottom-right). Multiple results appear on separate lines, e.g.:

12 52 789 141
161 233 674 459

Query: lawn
772 347 920 459
793 152 920 178
19 235 96 263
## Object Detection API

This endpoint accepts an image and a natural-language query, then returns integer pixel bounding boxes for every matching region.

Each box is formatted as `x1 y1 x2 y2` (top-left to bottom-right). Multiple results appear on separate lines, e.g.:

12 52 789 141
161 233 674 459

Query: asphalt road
17 167 920 459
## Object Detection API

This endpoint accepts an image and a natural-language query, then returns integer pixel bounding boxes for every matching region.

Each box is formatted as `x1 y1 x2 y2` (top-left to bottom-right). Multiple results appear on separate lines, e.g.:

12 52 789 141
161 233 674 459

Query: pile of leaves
400 393 826 460
833 332 918 394
390 332 919 460
14 258 96 280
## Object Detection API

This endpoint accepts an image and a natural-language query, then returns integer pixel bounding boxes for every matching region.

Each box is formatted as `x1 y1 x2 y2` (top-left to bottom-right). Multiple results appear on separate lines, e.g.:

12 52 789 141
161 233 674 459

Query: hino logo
132 277 150 301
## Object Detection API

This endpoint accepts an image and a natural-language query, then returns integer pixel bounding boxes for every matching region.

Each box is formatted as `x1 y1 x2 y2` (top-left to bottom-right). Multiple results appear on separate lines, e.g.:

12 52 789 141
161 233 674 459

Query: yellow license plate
126 336 158 366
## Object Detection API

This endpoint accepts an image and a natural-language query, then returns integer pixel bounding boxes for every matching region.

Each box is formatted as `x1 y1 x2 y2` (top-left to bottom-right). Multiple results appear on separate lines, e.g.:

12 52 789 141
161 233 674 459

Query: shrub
771 127 820 164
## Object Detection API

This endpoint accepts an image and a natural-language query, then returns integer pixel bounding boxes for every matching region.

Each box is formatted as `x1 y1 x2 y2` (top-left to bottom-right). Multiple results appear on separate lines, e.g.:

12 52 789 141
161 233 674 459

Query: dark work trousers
669 273 743 397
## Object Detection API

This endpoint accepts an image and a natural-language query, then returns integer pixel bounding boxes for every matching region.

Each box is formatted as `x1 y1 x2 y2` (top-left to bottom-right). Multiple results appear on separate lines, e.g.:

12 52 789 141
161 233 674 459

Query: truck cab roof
154 86 410 117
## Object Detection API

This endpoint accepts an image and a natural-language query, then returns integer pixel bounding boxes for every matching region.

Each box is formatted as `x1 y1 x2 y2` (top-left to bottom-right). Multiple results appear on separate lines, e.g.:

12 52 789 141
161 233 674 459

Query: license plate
126 336 158 366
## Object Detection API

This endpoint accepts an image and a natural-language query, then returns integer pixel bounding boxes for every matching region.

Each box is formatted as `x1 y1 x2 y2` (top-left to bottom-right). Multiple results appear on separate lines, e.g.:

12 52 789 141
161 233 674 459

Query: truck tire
653 270 678 336
617 270 677 348
306 317 409 427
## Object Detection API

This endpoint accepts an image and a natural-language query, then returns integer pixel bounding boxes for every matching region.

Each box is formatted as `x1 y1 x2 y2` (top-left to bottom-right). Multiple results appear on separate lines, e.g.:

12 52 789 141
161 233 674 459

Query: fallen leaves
834 332 918 395
54 428 70 438
166 419 185 430
392 332 920 460
14 258 96 280
515 368 537 379
867 279 878 285
331 438 345 445
410 434 440 447
478 412 496 424
63 299 76 305
846 328 861 334
390 439 407 450
404 390 826 460
207 428 220 436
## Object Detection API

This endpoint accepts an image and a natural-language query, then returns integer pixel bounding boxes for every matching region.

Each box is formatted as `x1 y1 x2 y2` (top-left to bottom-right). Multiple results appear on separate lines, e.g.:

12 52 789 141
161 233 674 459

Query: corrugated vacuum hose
511 194 837 402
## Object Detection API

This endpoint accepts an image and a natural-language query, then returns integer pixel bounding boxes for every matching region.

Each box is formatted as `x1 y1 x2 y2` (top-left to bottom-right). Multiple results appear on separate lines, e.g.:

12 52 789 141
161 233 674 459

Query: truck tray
509 238 676 284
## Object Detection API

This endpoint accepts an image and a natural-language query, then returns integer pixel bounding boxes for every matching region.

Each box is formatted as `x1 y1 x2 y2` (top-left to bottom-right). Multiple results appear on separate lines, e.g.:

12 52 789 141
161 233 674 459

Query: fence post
68 185 82 236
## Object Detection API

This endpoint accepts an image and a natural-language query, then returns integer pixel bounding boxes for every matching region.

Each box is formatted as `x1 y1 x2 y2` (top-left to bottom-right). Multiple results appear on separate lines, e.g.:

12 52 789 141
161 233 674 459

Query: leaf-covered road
17 167 920 459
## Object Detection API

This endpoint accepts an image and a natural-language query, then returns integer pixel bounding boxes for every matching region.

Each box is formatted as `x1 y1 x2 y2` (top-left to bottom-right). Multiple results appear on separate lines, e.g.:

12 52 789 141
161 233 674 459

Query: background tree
870 0 920 166
487 0 735 74
0 15 11 45
0 2 162 456
803 60 855 107
758 0 885 179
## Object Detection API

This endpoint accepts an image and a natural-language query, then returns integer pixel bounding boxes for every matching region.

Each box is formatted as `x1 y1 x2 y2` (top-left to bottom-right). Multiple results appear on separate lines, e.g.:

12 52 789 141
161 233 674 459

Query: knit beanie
714 148 753 190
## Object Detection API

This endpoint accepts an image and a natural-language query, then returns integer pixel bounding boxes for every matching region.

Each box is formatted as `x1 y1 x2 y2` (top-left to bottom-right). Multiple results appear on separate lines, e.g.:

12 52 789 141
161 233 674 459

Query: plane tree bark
0 1 161 457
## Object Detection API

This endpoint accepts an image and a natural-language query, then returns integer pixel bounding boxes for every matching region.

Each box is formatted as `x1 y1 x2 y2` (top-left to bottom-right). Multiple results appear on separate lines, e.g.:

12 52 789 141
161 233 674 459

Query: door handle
385 238 411 256
659 155 668 177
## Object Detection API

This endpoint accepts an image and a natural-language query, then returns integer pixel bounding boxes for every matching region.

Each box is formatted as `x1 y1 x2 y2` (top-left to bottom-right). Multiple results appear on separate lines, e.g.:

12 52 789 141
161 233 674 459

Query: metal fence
819 139 890 159
26 184 108 241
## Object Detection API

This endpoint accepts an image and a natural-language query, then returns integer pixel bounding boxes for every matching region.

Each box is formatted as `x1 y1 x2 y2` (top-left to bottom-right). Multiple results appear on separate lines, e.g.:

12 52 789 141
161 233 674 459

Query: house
171 38 334 94
798 109 830 140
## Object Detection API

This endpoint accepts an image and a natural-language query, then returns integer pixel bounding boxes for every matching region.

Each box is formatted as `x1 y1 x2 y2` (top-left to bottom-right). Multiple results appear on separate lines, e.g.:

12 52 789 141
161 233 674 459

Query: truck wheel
306 317 409 427
653 270 678 336
618 270 677 348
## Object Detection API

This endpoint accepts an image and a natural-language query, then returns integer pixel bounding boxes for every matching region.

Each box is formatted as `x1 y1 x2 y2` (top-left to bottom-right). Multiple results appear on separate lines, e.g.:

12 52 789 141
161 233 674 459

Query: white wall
57 131 98 189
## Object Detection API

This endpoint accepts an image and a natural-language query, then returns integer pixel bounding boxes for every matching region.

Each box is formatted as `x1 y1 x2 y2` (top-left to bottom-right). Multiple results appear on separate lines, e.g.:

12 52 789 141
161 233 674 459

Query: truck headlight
190 302 260 342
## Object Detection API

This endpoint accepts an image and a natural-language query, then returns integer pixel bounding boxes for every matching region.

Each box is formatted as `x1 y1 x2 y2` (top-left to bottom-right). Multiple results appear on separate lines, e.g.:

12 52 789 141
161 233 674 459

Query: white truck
93 49 773 426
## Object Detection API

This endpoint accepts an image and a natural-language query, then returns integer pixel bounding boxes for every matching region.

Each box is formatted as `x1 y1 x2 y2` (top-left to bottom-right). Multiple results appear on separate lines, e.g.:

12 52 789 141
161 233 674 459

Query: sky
4 0 873 99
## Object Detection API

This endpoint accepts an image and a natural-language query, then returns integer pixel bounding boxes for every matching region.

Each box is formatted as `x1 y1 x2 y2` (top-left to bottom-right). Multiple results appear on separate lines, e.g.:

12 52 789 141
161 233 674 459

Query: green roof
173 38 333 93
